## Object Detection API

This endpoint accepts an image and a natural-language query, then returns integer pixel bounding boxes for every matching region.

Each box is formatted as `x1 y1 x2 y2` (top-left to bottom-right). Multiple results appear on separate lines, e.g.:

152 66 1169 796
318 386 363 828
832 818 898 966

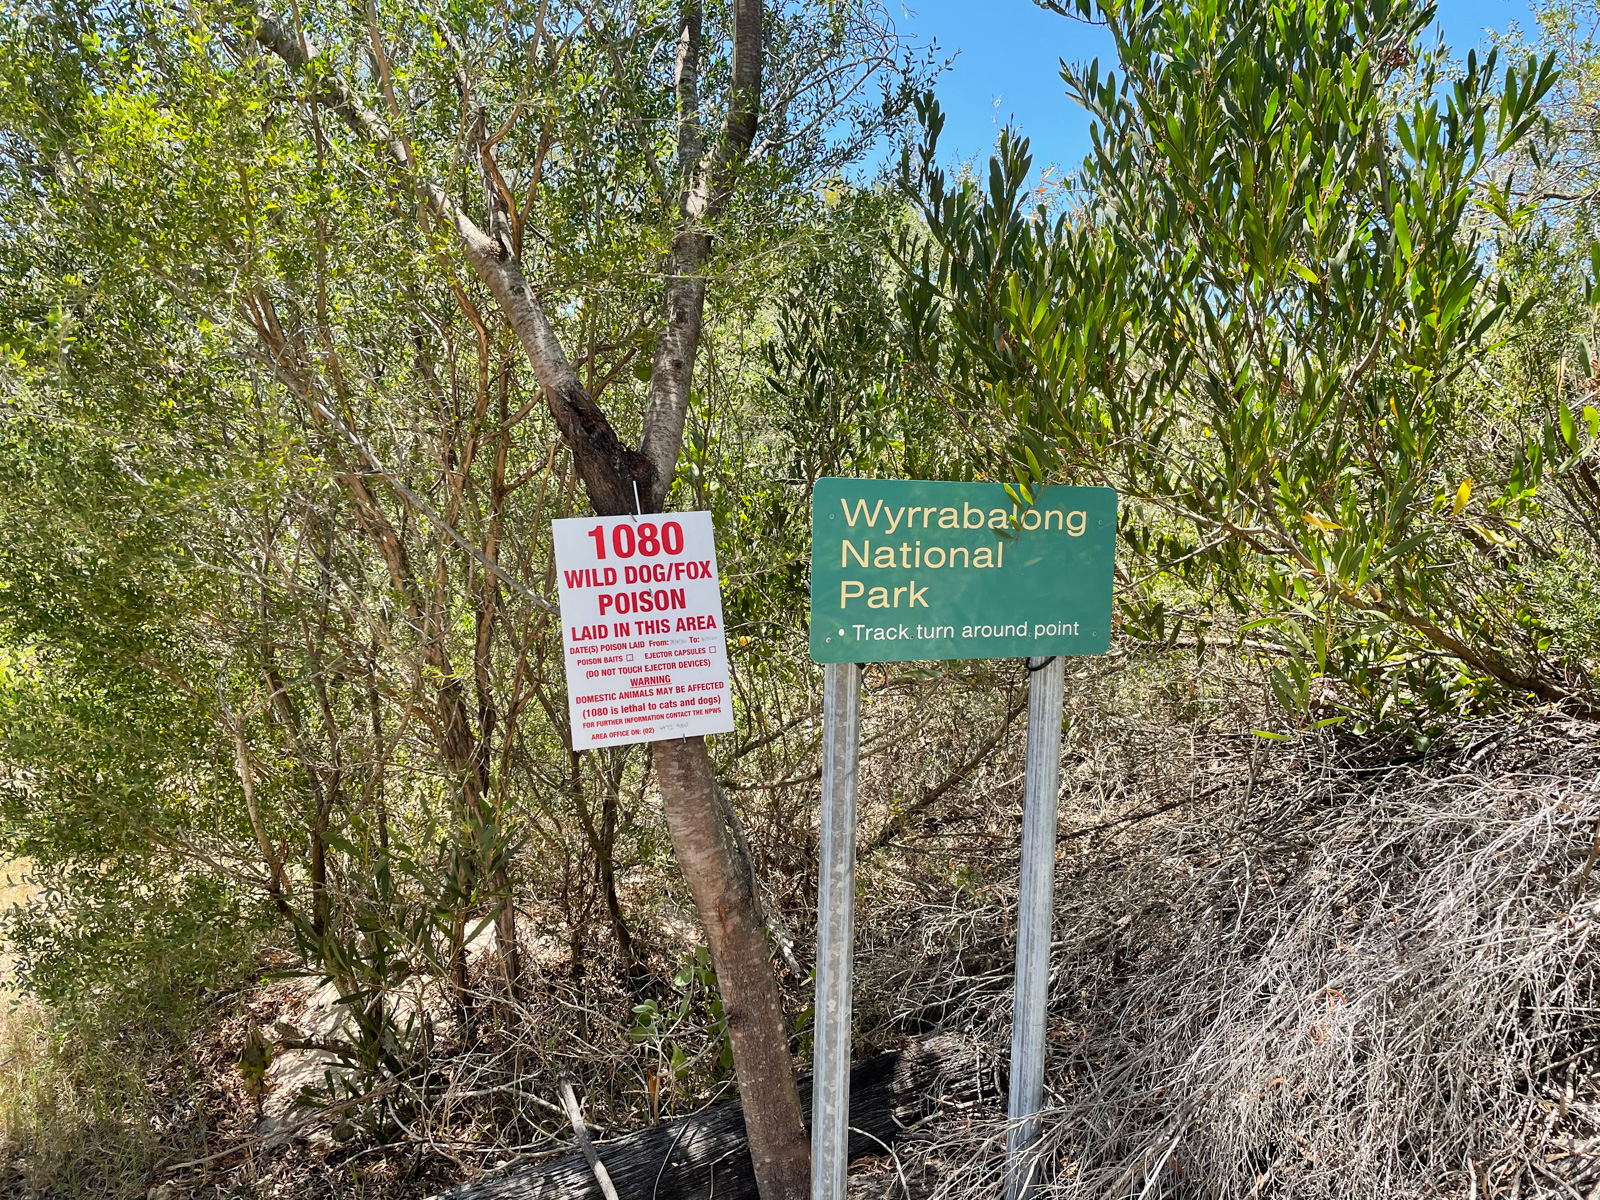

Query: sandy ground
0 859 32 988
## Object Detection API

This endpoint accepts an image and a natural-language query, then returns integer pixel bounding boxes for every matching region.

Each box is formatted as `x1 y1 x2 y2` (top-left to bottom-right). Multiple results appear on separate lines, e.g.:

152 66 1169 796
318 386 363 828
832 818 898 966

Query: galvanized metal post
812 661 862 1200
1006 655 1066 1200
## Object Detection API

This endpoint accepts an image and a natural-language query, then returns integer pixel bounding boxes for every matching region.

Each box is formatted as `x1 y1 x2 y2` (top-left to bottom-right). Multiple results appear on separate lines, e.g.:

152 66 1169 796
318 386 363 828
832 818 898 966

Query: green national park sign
809 478 1117 664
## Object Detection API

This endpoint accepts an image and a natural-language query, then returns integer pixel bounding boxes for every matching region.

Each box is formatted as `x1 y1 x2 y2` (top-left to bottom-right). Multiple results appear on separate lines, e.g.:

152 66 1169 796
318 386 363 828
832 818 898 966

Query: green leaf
1288 259 1321 285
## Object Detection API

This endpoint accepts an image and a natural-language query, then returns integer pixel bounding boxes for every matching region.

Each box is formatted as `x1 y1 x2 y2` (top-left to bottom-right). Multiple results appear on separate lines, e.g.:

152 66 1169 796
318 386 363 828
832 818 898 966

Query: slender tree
247 2 808 1191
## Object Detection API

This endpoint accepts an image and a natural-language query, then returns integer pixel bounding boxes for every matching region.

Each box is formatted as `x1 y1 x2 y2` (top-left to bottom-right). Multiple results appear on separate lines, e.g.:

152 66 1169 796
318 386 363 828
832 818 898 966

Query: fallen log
431 1037 986 1200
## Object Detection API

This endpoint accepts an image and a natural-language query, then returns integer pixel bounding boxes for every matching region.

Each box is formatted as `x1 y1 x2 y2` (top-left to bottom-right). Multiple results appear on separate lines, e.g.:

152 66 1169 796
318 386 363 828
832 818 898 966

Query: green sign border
808 478 1116 664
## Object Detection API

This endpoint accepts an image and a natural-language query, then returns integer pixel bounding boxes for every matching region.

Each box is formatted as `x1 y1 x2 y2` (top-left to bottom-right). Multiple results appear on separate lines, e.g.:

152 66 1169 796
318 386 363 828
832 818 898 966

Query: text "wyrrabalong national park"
831 497 1088 611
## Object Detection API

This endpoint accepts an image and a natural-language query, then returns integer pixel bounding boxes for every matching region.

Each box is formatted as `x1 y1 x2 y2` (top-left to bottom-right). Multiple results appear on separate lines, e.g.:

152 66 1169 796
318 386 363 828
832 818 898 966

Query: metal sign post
810 662 862 1200
1006 655 1067 1200
807 479 1113 1200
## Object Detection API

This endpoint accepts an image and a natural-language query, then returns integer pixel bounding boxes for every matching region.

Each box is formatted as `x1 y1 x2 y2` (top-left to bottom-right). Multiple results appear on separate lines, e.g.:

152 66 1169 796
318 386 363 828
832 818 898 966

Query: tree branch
252 10 657 517
636 0 764 504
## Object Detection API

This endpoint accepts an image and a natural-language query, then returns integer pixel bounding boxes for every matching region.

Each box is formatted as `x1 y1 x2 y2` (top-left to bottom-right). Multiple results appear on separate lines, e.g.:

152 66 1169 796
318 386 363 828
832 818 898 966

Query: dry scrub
867 708 1600 1200
7 650 1600 1200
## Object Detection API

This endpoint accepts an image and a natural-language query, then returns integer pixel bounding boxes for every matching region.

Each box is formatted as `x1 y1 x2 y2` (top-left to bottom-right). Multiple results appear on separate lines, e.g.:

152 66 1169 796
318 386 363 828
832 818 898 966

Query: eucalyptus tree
0 0 923 1187
899 0 1590 725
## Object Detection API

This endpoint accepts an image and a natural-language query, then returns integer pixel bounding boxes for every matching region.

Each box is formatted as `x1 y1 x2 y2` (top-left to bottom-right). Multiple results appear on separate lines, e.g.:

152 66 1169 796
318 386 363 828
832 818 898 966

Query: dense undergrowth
887 707 1600 1200
4 646 1599 1199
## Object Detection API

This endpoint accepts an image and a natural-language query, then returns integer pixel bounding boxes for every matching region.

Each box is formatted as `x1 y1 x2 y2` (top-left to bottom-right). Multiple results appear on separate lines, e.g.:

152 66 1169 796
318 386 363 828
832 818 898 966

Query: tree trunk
654 737 811 1200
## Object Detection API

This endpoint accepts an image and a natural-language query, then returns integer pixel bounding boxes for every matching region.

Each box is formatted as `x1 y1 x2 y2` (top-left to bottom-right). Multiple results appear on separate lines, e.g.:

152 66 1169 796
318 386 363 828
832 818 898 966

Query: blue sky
896 0 1540 176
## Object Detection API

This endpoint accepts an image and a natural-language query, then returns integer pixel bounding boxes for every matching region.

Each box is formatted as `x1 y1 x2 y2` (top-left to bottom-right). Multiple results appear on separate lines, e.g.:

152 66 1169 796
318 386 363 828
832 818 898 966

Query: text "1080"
587 521 686 559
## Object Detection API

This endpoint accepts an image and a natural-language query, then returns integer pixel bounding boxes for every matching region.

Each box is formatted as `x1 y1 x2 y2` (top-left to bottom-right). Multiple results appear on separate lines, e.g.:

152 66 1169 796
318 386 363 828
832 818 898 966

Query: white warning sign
553 511 736 750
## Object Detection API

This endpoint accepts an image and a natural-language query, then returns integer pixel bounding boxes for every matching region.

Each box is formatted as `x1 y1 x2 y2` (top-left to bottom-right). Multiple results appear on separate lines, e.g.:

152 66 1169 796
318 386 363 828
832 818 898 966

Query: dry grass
868 708 1600 1200
0 1000 152 1198
7 650 1600 1200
